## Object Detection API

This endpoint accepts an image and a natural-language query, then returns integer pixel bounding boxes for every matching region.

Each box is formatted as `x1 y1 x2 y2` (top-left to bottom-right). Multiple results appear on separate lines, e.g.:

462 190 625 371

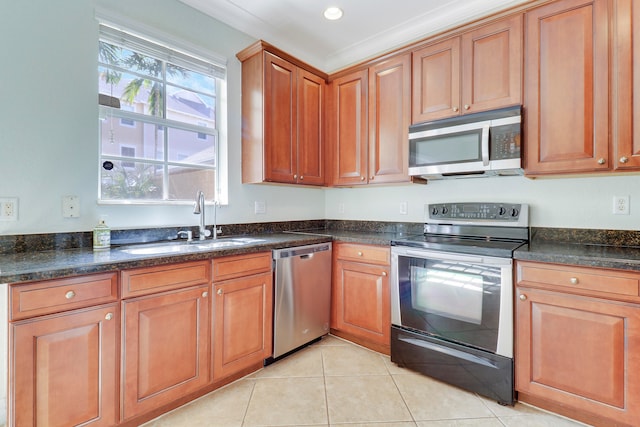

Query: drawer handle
65 290 76 299
570 277 579 285
357 251 363 256
519 294 527 301
217 289 223 296
105 312 113 321
202 291 208 298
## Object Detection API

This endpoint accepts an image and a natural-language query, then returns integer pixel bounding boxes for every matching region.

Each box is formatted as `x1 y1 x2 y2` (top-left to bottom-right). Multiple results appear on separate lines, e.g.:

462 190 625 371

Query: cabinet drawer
335 243 390 265
517 261 639 298
213 252 272 282
11 273 118 320
122 260 210 298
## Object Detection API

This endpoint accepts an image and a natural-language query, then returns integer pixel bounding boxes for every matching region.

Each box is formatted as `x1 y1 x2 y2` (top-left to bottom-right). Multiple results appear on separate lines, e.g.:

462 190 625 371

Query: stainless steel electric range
390 202 529 405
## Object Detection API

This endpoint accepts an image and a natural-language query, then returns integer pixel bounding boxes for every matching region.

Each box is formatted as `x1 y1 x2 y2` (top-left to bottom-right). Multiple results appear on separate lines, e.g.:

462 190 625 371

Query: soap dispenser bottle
93 216 111 250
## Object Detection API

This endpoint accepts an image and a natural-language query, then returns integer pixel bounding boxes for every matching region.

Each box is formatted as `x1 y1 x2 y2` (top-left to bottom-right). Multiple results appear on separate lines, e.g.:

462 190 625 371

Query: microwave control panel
490 124 521 160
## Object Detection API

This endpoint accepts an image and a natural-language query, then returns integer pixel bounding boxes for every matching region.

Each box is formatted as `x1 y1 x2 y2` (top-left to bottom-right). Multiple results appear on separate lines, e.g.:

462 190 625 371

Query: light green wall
0 0 325 235
1 0 639 236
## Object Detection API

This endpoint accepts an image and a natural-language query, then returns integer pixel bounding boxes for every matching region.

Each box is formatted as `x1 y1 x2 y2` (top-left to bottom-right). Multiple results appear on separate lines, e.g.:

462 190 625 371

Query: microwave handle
481 125 490 166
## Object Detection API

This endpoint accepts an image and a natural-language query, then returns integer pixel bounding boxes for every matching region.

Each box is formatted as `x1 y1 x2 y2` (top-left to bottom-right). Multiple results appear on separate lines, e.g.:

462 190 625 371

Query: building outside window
97 23 226 203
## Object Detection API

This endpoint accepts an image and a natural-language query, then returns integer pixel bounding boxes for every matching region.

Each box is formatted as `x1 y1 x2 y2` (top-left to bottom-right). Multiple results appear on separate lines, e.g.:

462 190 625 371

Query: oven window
411 266 483 325
397 256 503 352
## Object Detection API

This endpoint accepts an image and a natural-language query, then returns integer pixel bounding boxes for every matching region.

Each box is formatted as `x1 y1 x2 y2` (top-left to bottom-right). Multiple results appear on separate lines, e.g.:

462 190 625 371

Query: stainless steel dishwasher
271 242 332 360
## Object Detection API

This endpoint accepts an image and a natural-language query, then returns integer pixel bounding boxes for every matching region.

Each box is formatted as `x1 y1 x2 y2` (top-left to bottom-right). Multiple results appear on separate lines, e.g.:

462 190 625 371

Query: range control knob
431 207 439 215
511 208 519 217
441 206 448 214
498 207 507 216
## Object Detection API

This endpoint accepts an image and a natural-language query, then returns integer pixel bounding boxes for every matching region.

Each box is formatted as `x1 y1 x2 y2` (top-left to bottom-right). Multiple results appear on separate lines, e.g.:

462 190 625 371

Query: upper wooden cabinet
412 14 522 123
238 42 326 185
612 0 640 170
524 0 609 175
328 54 411 186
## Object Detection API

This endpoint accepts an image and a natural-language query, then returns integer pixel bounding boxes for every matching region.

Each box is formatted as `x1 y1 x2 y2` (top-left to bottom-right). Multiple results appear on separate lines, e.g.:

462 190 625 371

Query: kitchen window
98 23 227 203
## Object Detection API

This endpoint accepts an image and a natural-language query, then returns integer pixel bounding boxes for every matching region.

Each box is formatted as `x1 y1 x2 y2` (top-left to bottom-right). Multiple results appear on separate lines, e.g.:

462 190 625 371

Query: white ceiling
178 0 532 72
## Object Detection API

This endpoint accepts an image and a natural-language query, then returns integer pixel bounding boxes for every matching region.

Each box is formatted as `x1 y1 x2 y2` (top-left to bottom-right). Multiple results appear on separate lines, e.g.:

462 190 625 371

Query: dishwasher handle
273 243 331 259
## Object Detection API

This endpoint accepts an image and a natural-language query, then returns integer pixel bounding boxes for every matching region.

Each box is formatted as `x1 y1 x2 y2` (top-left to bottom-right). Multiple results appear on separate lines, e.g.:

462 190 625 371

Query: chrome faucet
193 190 211 240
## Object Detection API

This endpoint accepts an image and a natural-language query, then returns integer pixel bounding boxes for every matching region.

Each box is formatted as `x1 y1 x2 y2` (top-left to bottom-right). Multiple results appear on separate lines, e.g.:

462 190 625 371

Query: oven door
390 246 513 358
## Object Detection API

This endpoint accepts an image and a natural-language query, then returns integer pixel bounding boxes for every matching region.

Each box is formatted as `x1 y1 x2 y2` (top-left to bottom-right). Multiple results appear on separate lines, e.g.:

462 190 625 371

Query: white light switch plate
254 201 266 214
62 195 80 218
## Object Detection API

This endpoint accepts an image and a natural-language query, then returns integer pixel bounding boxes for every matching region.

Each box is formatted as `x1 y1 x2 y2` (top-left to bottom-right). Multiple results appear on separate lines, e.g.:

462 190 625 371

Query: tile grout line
240 378 257 427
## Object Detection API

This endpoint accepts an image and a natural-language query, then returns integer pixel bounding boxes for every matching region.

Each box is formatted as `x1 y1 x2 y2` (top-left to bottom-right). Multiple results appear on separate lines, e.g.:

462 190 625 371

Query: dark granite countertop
0 233 332 284
514 241 640 272
0 228 416 284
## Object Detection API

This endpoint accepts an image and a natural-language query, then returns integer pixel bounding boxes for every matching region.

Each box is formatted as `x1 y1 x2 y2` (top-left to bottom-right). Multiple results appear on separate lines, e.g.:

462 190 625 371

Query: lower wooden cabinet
11 303 119 427
121 284 211 420
212 252 273 381
516 261 640 426
213 272 273 380
331 243 390 353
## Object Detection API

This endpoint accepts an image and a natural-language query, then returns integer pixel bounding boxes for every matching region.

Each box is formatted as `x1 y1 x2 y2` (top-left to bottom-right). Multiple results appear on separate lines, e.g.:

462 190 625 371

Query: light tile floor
143 335 589 427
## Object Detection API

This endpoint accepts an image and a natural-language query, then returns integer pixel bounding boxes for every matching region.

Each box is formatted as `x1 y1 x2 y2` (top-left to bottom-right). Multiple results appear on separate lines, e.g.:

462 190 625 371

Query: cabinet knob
357 251 363 256
464 104 470 110
452 107 459 112
620 156 629 164
360 176 365 181
597 158 606 165
217 289 223 295
382 271 387 277
300 176 304 180
65 290 76 299
370 176 374 180
293 174 297 179
519 294 527 301
202 291 208 298
105 312 114 321
570 277 579 285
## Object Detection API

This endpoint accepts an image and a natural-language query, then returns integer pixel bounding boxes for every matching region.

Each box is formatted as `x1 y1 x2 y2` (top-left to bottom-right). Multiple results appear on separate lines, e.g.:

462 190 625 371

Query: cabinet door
461 14 522 114
12 304 118 427
264 52 297 183
516 287 640 425
297 68 325 185
213 272 273 380
412 37 461 123
332 259 390 347
612 0 640 170
524 0 609 174
330 69 369 185
122 285 210 420
368 54 410 184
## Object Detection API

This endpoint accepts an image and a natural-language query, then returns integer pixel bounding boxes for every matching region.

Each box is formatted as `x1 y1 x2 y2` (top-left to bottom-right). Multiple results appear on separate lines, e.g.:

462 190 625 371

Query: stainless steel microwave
408 106 522 180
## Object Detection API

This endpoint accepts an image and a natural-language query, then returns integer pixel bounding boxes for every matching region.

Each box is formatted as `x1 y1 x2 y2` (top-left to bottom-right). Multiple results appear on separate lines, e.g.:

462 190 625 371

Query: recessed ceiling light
323 7 343 20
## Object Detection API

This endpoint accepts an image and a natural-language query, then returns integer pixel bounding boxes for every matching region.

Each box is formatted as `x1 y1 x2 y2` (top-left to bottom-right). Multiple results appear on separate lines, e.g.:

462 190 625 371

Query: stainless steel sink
119 238 266 255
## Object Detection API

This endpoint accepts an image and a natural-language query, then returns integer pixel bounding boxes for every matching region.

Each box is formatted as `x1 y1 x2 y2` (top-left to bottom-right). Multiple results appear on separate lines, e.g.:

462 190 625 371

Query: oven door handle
402 249 484 264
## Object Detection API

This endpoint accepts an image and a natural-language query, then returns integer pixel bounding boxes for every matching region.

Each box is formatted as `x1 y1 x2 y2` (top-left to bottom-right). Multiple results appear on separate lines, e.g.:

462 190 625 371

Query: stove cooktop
392 234 527 258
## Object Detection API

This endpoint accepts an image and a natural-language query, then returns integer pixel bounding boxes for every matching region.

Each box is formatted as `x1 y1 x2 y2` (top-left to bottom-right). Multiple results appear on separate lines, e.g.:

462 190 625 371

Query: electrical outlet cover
613 195 630 215
0 197 18 221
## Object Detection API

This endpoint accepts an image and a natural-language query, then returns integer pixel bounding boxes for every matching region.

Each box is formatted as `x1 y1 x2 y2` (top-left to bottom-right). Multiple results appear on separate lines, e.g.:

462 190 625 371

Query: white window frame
96 16 228 205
